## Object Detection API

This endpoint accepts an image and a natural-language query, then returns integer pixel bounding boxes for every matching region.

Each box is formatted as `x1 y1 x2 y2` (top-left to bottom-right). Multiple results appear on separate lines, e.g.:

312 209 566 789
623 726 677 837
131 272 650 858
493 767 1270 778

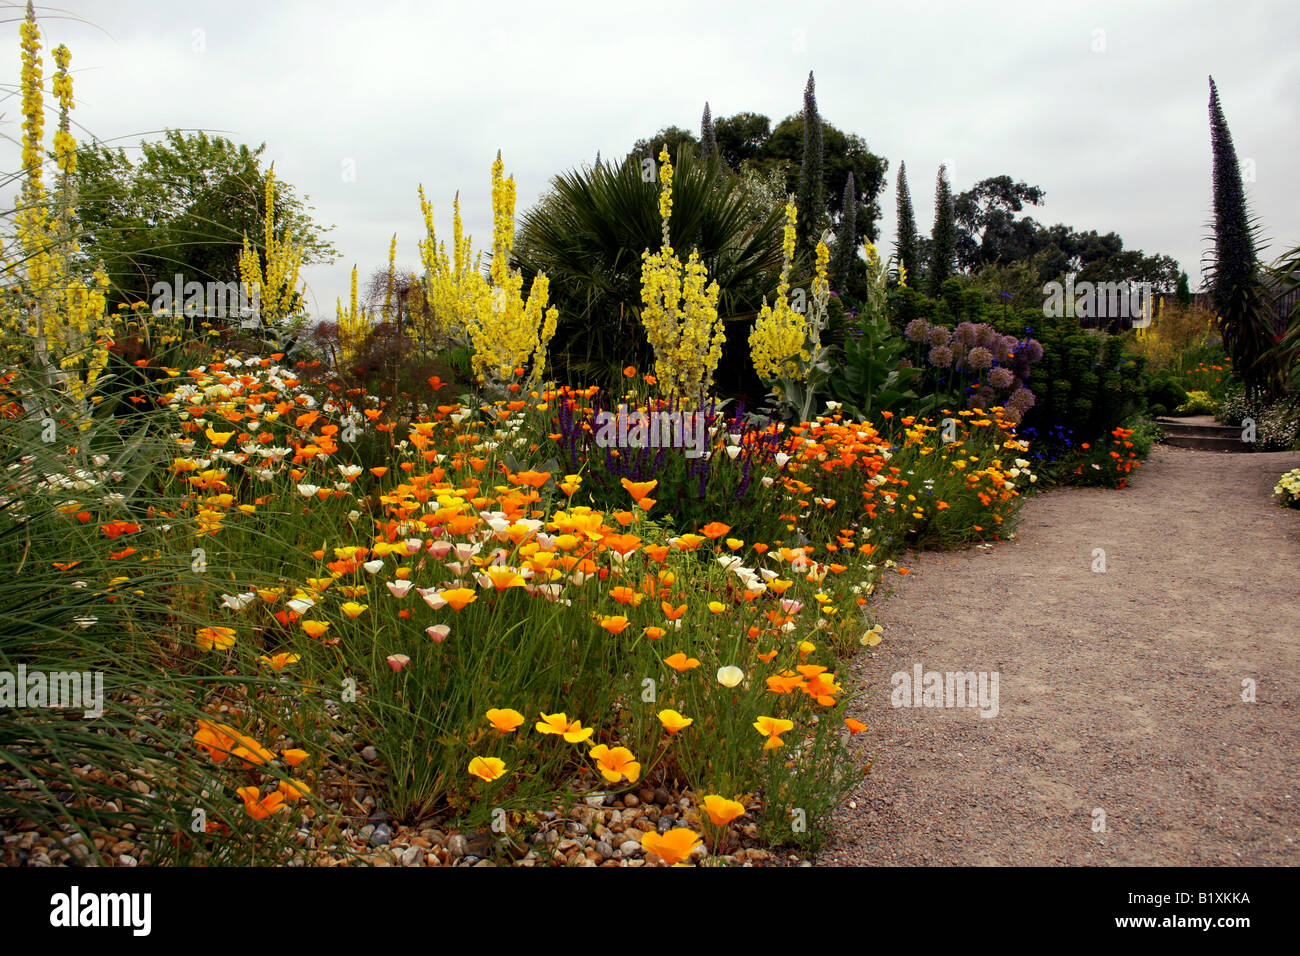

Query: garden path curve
821 444 1300 865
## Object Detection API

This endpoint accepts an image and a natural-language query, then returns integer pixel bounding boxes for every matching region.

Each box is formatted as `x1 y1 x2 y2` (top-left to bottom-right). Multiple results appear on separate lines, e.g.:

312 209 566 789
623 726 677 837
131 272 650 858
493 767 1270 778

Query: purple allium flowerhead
966 346 994 371
928 325 952 347
1001 405 1023 425
996 334 1019 363
953 322 979 347
1008 386 1036 410
989 366 1014 390
970 385 996 409
905 318 932 343
1024 339 1044 363
975 323 997 348
928 344 954 368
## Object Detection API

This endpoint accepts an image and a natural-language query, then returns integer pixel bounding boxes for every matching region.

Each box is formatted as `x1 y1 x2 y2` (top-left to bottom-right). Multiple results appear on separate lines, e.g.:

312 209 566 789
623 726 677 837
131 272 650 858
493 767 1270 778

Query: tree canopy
73 130 338 311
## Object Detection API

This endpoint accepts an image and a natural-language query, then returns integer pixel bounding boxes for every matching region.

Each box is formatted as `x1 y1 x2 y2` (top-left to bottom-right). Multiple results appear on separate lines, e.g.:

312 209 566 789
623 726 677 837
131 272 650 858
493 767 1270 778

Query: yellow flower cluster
238 168 304 323
749 204 810 380
2 7 111 409
419 187 485 338
335 266 371 363
465 153 559 385
639 148 724 405
419 154 558 386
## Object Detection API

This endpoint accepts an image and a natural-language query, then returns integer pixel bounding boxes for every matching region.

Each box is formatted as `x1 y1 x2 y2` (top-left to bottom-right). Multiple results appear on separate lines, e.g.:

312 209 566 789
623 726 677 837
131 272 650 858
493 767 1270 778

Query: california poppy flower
468 756 507 782
196 626 237 652
753 715 794 750
598 615 630 635
589 744 640 784
699 521 731 540
701 795 746 826
237 786 286 819
641 828 701 865
535 712 593 744
486 708 525 732
664 652 701 673
657 709 693 733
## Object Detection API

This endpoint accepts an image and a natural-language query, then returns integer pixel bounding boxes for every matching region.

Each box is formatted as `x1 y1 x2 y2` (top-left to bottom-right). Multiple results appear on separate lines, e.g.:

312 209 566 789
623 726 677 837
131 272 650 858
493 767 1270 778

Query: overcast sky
6 0 1299 317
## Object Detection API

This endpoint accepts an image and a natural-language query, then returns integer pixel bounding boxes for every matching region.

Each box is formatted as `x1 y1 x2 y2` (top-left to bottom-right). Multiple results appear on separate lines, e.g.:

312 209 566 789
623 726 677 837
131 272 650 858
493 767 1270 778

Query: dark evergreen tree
928 164 956 296
1206 76 1275 398
796 71 825 252
895 161 919 284
700 102 717 160
1175 271 1192 308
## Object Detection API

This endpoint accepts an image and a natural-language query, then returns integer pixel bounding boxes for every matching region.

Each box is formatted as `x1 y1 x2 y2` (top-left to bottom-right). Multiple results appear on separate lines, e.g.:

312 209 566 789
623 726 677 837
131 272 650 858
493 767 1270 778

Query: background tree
928 165 955 295
629 126 698 163
714 111 771 170
73 130 337 312
953 175 1045 272
1205 76 1275 399
1175 270 1193 308
894 161 919 283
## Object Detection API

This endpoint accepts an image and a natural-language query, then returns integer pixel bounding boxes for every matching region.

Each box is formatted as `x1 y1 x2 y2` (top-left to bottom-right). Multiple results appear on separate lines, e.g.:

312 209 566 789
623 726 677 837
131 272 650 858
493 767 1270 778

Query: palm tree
512 145 788 390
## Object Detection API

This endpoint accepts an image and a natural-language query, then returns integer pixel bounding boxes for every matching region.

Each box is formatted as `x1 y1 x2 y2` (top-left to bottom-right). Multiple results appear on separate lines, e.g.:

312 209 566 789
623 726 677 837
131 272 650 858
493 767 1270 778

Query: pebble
594 840 614 859
369 824 392 847
618 839 642 856
360 745 379 764
400 845 423 866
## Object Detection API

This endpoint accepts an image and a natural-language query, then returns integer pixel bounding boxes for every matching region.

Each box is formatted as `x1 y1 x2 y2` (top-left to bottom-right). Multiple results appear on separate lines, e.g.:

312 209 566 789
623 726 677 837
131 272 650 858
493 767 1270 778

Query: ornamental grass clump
639 147 724 407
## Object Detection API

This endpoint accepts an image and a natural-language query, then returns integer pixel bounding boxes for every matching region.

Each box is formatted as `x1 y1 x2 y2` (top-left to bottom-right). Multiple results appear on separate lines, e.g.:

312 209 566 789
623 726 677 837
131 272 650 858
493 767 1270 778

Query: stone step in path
1157 415 1246 452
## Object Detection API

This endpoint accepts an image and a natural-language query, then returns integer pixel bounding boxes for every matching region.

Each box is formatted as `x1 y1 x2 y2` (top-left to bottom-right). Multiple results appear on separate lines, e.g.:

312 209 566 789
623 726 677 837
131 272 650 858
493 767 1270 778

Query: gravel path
822 445 1300 866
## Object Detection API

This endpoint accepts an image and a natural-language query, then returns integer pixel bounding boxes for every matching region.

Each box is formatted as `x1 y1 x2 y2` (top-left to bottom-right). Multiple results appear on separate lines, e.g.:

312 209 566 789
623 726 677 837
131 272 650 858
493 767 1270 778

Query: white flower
296 484 320 497
286 597 315 614
362 559 385 574
716 665 744 688
386 580 414 598
220 592 257 612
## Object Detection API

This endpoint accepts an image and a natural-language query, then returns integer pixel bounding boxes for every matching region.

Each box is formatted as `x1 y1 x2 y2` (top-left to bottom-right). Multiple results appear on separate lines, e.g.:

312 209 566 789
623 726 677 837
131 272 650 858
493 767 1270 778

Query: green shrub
1174 390 1219 415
